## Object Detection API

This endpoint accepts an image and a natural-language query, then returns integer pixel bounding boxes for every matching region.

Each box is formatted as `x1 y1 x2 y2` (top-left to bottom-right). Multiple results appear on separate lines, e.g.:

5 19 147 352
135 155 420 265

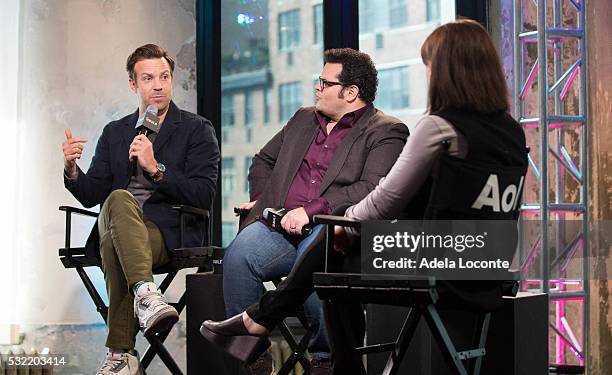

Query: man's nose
153 78 163 90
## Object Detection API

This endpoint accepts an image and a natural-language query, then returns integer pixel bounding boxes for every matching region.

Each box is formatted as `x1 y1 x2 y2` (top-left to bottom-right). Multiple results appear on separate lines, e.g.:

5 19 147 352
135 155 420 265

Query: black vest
402 110 528 221
403 110 528 311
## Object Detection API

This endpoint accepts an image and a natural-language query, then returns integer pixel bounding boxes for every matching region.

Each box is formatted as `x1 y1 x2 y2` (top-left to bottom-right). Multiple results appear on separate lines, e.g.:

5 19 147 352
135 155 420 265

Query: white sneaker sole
142 309 179 337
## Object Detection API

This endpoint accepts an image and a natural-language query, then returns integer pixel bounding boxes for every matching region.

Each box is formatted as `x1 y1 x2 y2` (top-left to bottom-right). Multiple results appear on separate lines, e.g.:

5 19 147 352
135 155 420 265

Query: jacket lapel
122 109 140 176
153 101 180 154
319 106 376 193
122 109 140 148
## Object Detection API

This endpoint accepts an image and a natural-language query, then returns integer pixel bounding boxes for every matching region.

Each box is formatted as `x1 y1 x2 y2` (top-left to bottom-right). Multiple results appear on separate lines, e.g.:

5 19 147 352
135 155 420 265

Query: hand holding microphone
130 105 160 175
129 135 157 173
263 207 312 236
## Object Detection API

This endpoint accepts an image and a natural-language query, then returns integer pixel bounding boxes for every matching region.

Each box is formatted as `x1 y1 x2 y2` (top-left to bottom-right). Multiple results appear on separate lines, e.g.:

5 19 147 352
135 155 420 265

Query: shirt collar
314 103 372 131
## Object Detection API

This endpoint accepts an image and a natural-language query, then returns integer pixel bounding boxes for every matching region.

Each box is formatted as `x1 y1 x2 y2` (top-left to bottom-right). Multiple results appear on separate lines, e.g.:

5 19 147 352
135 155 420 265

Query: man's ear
344 85 360 102
129 79 138 93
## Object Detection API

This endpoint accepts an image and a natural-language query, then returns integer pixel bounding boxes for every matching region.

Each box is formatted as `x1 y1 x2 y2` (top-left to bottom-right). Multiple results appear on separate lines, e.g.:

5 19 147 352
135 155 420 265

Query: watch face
157 163 166 173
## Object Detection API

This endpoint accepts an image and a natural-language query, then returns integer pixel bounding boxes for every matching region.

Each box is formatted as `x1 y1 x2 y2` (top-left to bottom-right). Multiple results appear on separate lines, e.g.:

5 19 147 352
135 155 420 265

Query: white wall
9 0 197 325
0 0 20 341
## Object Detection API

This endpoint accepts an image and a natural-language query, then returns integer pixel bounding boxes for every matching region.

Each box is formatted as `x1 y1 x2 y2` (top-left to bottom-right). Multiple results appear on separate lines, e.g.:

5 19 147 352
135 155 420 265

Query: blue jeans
223 221 329 359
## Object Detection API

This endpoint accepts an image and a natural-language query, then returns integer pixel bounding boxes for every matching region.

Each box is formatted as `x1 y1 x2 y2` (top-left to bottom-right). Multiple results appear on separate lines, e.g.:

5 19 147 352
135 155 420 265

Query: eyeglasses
318 76 345 91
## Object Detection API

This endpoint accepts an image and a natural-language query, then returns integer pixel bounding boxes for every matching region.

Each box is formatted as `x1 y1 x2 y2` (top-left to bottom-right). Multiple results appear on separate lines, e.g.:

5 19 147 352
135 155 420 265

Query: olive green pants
98 189 169 350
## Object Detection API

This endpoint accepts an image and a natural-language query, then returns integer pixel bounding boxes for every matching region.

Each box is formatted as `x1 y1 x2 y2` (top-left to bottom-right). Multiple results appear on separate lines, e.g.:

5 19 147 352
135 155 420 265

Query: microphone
135 105 160 136
131 105 160 176
262 207 313 236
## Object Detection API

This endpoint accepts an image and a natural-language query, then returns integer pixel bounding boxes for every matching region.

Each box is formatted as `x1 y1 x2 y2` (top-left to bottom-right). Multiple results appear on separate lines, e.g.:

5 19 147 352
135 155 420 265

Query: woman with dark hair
201 19 528 371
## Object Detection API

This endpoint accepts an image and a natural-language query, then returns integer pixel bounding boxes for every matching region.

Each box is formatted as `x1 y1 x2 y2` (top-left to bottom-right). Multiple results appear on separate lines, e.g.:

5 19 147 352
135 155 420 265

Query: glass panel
279 81 302 122
313 3 324 45
222 157 236 211
427 0 441 22
263 87 271 124
245 90 254 125
221 1 323 245
377 66 410 110
244 156 252 193
278 9 301 51
359 0 455 128
389 0 407 28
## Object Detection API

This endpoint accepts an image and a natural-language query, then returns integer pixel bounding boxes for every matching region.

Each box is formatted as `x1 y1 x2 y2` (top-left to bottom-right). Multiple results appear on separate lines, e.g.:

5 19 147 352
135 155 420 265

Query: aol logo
472 174 524 213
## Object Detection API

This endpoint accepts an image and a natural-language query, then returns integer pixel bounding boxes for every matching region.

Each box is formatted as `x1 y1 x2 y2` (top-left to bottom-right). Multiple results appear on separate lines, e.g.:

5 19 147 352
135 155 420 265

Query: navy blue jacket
64 101 219 259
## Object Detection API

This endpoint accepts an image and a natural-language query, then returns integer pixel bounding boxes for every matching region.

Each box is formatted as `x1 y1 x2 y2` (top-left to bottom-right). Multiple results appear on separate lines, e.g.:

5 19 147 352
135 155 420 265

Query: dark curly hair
324 48 378 103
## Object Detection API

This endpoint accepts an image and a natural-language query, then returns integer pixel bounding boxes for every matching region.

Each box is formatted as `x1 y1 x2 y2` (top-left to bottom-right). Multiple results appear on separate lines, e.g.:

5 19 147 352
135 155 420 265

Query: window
376 66 410 110
263 87 271 125
427 0 441 22
389 0 407 28
244 90 254 126
222 93 235 134
221 94 235 143
221 157 236 210
313 4 323 45
278 9 301 51
222 222 237 247
222 94 235 127
359 1 454 126
221 1 323 233
245 91 254 142
359 0 375 34
244 156 252 193
279 82 302 123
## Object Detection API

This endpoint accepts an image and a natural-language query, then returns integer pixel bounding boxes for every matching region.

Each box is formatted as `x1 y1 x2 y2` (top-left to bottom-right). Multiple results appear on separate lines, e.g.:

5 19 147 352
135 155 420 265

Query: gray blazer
241 105 409 230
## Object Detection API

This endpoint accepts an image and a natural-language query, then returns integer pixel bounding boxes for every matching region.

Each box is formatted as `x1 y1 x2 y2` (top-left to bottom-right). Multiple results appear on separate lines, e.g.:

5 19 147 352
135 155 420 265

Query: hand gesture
62 128 88 179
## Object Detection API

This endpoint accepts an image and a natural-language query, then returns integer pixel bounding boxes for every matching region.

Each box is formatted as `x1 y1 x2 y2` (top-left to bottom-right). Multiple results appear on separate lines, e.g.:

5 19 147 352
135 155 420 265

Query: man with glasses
221 48 408 374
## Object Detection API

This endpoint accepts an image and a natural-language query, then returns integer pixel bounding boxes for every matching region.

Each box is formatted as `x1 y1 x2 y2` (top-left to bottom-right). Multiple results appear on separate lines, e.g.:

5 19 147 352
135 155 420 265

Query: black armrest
234 207 251 216
172 205 209 219
171 205 211 248
313 215 361 272
59 205 99 218
59 205 99 255
234 207 251 227
313 214 361 230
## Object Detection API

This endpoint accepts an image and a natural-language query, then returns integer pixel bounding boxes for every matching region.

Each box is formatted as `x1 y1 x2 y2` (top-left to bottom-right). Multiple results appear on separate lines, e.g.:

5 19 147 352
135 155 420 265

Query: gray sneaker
133 282 179 336
96 351 143 375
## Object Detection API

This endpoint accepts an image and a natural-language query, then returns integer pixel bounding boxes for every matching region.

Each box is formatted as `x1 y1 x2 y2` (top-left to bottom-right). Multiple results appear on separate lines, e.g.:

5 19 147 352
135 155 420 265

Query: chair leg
142 332 183 375
76 266 109 323
422 305 469 375
277 321 312 375
322 300 366 375
468 313 490 375
381 307 422 375
158 271 178 294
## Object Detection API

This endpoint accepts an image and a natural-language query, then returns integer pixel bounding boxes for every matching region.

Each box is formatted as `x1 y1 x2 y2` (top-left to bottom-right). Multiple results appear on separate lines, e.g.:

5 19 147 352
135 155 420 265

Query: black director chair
312 154 527 375
59 204 217 375
234 207 313 375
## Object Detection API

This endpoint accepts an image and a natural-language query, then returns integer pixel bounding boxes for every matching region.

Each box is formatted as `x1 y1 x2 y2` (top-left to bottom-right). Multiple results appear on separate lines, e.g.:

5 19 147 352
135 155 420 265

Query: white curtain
0 0 20 340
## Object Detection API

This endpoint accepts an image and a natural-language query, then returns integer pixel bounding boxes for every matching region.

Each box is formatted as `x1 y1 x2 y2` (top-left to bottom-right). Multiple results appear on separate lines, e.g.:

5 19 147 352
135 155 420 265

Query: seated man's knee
103 189 137 213
223 239 250 271
106 189 134 205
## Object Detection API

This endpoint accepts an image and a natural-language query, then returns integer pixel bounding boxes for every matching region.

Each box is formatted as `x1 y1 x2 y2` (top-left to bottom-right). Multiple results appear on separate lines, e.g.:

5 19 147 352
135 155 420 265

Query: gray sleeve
344 115 463 223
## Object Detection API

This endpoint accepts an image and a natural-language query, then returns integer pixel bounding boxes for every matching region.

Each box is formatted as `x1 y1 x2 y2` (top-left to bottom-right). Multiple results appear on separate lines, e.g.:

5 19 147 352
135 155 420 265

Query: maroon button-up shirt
284 104 371 220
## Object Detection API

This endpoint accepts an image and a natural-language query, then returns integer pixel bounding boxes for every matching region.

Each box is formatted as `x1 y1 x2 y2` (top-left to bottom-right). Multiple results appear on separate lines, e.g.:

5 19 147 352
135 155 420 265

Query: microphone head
135 105 161 133
145 104 158 116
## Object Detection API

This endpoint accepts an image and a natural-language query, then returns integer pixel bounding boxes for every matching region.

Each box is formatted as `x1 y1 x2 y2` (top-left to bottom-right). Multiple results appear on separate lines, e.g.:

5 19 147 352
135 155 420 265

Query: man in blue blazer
62 44 219 374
